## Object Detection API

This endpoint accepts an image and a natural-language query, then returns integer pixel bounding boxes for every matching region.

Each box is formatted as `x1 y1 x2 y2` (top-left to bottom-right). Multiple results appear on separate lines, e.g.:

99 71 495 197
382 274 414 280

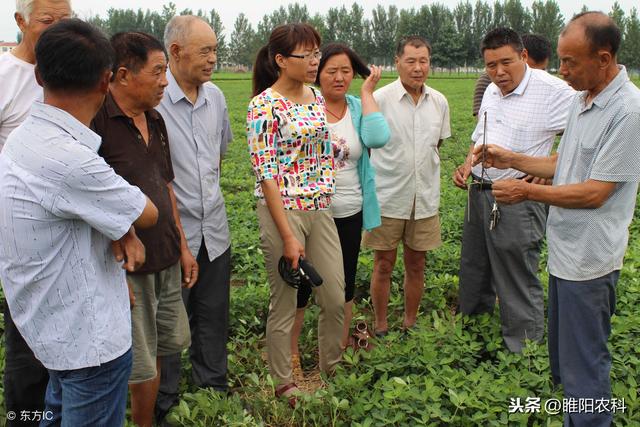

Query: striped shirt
472 66 576 181
0 102 146 370
472 72 492 117
547 66 640 281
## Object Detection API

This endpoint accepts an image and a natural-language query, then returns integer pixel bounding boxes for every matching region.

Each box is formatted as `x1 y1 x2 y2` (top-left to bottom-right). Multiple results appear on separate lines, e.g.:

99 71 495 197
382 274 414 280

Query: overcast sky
0 0 637 43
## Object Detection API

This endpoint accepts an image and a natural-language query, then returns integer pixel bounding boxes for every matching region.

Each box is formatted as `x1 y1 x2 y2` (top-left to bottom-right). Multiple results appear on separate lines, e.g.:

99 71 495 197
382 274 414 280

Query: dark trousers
297 211 363 308
156 243 231 418
458 187 546 352
3 302 49 427
548 272 618 427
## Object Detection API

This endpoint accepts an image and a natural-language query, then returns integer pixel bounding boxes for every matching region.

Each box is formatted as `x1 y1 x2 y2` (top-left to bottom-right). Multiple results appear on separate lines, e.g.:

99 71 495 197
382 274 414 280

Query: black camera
278 256 323 289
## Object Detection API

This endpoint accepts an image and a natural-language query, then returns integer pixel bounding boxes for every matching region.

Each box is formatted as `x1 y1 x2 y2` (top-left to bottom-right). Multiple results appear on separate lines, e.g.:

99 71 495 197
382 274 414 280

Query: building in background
0 41 17 53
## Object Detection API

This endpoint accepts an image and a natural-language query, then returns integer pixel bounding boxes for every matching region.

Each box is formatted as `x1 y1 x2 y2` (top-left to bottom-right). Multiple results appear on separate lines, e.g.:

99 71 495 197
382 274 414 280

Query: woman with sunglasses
290 43 390 371
247 24 345 405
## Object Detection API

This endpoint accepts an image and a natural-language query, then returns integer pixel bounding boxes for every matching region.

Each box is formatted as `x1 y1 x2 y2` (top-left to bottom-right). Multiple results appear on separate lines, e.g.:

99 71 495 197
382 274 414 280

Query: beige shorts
128 261 191 383
363 213 442 252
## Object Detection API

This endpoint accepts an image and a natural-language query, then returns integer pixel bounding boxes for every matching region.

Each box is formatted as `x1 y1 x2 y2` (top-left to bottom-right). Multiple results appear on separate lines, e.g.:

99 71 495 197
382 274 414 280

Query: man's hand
180 247 199 288
283 235 305 269
492 179 530 205
472 144 514 170
111 227 146 272
453 162 472 189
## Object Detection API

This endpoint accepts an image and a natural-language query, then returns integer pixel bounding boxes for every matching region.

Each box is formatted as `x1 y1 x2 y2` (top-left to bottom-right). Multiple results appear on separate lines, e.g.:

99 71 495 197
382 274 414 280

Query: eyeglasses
287 51 322 61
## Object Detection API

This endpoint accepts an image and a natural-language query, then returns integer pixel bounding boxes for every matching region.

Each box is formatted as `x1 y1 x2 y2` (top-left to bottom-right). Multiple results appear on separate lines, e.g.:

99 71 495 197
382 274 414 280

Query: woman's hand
361 65 382 95
283 235 305 269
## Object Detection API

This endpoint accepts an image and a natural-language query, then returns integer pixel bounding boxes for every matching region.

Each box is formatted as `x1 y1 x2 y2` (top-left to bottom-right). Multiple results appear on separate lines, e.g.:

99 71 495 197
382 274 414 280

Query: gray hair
16 0 71 24
163 15 211 49
16 0 35 23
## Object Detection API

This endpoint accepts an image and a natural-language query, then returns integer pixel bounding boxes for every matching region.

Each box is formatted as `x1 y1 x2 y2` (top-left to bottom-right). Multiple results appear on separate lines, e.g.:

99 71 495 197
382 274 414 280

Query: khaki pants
257 202 345 386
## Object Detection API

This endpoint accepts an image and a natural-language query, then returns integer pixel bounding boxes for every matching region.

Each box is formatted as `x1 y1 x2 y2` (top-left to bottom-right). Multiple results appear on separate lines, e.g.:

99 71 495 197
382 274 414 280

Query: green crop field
1 74 639 426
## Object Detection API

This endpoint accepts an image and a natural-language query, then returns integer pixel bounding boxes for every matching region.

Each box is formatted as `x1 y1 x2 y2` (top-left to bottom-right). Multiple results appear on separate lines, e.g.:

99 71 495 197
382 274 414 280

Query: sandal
291 353 304 382
275 383 300 408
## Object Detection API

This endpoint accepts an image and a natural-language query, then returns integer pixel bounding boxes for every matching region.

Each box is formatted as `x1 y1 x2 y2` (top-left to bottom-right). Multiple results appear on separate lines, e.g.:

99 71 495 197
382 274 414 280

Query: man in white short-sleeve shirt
364 36 451 336
478 13 640 426
453 28 575 353
0 19 158 425
0 1 71 424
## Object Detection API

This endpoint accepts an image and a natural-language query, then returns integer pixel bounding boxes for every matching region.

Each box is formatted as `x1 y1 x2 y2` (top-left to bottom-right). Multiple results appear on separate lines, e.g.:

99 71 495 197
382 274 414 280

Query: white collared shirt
0 102 146 370
372 78 451 220
472 66 576 181
0 52 42 151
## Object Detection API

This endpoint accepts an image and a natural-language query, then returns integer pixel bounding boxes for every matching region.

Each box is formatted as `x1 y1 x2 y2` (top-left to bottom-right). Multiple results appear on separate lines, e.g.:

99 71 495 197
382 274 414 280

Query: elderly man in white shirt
453 28 575 352
364 36 451 336
0 19 159 425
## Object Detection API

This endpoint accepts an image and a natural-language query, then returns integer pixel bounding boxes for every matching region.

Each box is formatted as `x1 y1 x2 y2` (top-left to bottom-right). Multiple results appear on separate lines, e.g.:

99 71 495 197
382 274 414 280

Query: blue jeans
41 348 132 427
548 272 618 427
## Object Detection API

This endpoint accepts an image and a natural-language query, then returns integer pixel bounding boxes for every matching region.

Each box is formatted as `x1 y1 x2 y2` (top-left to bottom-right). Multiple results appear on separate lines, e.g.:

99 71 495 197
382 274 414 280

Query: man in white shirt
0 1 71 424
453 28 575 352
0 19 158 425
364 36 451 336
0 0 71 150
477 13 640 425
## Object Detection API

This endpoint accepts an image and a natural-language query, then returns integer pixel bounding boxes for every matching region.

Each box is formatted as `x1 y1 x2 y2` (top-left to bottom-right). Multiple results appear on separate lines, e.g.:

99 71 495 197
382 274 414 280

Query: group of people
0 2 231 426
0 1 638 426
246 15 640 427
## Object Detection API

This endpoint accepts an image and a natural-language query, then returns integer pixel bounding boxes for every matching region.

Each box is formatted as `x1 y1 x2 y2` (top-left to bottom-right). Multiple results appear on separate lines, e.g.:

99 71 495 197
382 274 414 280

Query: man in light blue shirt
477 12 640 426
155 16 233 420
0 19 158 426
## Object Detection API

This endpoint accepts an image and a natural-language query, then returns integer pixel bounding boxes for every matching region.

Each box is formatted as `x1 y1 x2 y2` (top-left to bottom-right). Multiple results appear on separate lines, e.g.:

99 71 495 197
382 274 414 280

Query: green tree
531 0 564 66
454 1 475 66
492 1 507 28
473 0 493 63
610 2 627 64
397 8 421 40
308 13 326 42
622 8 640 71
229 13 255 67
202 9 228 67
371 5 400 64
503 0 532 34
414 4 465 69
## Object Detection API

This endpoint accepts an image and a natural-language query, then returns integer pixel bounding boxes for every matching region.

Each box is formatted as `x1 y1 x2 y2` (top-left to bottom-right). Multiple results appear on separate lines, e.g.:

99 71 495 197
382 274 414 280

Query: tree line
85 0 640 71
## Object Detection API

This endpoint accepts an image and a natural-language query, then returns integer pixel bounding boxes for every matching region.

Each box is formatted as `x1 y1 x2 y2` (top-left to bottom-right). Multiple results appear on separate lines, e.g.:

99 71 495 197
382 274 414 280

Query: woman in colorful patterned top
290 44 390 363
246 23 345 403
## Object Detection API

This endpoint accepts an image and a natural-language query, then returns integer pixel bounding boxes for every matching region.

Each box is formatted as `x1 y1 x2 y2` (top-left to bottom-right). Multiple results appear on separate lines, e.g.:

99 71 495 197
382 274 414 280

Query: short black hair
110 31 167 78
316 43 370 85
481 27 523 55
567 11 621 55
396 35 431 57
521 33 552 64
35 19 114 92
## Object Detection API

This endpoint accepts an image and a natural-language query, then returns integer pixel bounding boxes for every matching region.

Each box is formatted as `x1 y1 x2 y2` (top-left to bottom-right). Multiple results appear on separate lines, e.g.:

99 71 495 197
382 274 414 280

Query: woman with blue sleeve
291 43 390 374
